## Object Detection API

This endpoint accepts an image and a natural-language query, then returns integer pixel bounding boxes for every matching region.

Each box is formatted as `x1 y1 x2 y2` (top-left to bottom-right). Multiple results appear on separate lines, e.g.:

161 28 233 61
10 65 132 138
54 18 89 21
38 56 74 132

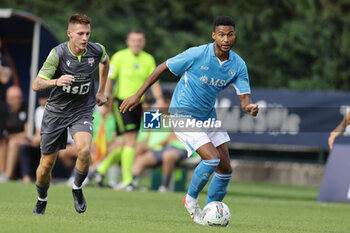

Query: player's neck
130 49 141 56
214 46 229 62
69 43 86 56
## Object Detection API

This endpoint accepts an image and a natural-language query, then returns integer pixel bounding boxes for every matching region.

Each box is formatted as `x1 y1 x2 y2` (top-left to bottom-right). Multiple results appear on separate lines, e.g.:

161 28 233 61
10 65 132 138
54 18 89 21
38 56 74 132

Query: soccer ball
202 201 231 227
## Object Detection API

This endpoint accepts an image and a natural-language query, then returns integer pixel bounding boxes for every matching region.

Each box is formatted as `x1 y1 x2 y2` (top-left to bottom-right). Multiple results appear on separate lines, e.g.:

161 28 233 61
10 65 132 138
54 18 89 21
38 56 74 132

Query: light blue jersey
166 43 251 120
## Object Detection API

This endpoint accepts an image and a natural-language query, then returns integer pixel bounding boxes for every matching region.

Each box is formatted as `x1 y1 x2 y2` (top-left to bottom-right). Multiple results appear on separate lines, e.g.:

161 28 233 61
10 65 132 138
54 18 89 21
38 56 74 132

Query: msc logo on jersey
62 82 91 95
200 75 227 87
143 110 162 129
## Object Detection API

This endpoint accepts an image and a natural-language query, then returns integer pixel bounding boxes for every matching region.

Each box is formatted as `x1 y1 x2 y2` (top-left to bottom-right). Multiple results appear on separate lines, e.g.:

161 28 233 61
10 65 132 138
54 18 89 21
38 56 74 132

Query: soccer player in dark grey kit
31 14 109 214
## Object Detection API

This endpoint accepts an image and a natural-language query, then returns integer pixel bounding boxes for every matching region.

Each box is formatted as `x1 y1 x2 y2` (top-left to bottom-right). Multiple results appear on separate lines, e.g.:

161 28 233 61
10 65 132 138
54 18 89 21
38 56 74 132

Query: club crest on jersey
66 60 71 67
228 69 236 77
200 75 209 84
88 58 95 67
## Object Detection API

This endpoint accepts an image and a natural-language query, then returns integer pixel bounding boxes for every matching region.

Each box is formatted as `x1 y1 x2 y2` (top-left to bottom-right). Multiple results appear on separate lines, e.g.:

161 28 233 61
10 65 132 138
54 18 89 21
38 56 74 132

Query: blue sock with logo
205 172 232 206
187 159 220 199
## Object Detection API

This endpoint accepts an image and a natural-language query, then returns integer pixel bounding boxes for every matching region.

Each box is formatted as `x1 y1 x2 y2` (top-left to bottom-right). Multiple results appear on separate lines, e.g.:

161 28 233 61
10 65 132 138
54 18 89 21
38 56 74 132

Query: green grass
0 181 349 233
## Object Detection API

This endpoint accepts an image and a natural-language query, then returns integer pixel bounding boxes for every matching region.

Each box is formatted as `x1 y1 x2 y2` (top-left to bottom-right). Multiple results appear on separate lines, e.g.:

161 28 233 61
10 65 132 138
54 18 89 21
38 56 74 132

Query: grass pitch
0 181 349 233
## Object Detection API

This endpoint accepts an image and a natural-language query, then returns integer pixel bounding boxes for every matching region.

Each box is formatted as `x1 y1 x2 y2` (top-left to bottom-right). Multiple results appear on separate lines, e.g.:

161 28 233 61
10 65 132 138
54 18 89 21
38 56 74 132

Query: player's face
126 32 146 55
212 25 236 53
67 23 91 55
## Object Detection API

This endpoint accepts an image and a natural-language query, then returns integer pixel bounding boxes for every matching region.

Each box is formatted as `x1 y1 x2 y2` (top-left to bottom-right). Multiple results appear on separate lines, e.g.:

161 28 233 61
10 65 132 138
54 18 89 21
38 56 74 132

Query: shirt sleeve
38 49 59 80
230 62 251 95
107 52 120 81
166 48 194 76
96 43 107 63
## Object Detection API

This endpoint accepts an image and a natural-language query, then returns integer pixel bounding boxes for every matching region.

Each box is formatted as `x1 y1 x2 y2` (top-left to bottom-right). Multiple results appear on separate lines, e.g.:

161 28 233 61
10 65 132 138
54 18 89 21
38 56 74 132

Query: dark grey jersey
38 41 107 116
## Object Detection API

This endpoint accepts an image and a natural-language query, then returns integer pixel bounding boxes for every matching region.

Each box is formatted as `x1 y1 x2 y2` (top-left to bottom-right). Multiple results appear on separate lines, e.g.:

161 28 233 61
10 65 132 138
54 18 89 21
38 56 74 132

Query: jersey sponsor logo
73 74 89 82
88 57 95 67
209 78 227 87
200 66 209 70
200 75 227 87
62 82 91 95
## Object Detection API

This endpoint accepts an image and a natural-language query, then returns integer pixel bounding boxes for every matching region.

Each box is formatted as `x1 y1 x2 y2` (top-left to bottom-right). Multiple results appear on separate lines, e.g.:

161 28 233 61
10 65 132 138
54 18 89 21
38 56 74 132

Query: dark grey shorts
40 109 93 155
153 145 187 166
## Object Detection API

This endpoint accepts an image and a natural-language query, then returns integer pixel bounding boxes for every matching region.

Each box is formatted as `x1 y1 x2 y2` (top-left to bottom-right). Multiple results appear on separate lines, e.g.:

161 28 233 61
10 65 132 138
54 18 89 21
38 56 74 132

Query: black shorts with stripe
113 97 142 136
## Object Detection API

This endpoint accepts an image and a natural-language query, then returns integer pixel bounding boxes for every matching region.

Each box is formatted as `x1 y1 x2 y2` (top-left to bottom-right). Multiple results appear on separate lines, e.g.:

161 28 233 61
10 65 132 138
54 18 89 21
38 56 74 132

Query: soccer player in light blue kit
120 16 258 225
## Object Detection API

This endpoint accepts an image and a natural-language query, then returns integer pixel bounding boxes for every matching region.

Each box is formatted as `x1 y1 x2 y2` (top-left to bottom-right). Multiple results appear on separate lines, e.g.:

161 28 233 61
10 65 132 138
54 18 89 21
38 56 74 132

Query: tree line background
1 0 350 90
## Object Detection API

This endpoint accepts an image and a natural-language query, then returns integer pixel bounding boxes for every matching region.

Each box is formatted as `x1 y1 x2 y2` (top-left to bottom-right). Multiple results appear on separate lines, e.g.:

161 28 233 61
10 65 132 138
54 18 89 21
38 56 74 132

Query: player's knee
36 163 53 177
77 145 91 157
40 158 55 170
162 150 177 163
217 163 232 174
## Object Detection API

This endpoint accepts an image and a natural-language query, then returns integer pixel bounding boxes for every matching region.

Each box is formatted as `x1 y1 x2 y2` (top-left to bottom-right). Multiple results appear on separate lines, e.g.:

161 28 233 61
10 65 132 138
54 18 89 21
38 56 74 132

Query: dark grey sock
162 174 172 188
36 183 50 199
73 167 88 188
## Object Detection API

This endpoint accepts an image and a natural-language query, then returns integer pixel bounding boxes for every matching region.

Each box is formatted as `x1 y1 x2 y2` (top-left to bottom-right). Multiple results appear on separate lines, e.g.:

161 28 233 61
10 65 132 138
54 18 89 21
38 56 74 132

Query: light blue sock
205 172 232 206
187 159 220 199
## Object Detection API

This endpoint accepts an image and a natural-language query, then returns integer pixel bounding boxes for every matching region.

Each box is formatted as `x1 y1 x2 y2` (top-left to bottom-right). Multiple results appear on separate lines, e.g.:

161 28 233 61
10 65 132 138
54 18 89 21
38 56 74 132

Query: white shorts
173 129 231 157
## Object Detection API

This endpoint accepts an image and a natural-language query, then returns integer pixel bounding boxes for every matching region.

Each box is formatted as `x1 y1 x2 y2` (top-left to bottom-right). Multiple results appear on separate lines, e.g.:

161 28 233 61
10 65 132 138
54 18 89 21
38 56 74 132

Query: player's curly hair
213 16 235 32
69 14 91 25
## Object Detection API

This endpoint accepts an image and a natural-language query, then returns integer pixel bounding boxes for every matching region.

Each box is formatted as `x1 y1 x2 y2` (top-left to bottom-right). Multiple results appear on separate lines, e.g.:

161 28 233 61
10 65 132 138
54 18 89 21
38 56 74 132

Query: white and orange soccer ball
202 201 231 227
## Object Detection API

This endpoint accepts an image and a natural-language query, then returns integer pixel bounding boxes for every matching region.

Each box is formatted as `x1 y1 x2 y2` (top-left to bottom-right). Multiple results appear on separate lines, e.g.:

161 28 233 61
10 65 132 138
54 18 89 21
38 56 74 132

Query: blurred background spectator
0 86 27 181
19 91 49 183
0 37 12 182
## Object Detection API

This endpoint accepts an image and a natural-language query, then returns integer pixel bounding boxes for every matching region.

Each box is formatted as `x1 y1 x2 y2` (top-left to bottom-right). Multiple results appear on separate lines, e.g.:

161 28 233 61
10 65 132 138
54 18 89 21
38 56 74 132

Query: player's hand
56 75 75 86
119 94 141 113
96 92 107 106
245 104 259 116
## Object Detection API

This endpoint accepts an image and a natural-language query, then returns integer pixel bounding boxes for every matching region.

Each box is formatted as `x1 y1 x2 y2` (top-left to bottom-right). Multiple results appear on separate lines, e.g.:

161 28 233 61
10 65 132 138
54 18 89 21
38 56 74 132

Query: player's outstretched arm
120 62 169 113
96 55 110 106
328 112 350 150
150 82 165 109
238 94 259 117
32 75 75 92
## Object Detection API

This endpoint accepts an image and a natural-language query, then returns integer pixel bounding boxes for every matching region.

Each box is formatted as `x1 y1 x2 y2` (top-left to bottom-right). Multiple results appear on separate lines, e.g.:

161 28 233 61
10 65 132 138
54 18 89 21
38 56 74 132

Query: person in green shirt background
104 29 164 190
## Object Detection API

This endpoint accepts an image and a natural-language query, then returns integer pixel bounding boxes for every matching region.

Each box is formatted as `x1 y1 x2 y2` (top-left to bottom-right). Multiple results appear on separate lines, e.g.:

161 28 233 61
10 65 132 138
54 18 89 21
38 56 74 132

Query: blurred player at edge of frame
328 111 350 150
